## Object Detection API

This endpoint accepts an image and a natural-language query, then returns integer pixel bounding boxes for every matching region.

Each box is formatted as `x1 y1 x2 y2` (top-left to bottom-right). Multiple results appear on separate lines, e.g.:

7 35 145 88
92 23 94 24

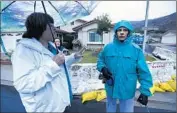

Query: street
1 84 176 112
66 97 175 112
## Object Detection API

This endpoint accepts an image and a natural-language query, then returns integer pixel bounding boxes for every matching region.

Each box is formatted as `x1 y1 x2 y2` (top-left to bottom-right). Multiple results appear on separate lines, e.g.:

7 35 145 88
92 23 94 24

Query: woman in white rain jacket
11 12 82 112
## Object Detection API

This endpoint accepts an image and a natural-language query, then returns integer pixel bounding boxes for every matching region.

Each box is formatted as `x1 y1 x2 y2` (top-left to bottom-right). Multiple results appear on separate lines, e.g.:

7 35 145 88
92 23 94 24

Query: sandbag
96 90 106 101
81 91 97 103
150 85 165 94
167 80 176 91
159 82 175 92
154 82 160 87
171 75 176 80
154 86 165 92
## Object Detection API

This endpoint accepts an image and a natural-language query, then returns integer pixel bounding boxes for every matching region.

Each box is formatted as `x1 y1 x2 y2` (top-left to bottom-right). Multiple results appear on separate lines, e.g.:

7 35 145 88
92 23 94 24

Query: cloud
82 1 176 23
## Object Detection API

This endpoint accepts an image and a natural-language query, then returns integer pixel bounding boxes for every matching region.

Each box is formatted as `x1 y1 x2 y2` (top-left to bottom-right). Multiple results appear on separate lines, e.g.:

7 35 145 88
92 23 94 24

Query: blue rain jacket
97 20 153 99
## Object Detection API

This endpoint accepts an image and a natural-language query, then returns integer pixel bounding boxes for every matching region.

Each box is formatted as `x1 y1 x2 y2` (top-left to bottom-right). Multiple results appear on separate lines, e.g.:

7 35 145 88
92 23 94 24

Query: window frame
87 29 103 44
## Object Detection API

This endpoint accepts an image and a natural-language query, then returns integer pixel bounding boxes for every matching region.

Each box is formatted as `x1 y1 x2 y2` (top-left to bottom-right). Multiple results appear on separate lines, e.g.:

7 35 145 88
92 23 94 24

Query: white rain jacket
11 38 80 112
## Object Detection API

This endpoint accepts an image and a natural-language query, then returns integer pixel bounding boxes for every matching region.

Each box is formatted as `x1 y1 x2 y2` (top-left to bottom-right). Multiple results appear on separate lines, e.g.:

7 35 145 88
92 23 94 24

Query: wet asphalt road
65 96 175 113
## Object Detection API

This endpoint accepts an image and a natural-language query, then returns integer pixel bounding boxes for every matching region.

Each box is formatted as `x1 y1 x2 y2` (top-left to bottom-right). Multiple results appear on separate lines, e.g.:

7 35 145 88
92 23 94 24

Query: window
89 30 102 42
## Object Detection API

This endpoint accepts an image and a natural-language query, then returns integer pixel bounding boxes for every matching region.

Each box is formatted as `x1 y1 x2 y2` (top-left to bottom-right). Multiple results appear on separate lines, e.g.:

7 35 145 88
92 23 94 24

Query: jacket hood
114 20 134 33
113 20 134 44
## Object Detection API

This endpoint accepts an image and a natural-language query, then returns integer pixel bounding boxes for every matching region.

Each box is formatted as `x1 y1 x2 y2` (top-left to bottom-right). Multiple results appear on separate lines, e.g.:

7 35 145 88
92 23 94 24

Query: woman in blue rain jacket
97 20 153 112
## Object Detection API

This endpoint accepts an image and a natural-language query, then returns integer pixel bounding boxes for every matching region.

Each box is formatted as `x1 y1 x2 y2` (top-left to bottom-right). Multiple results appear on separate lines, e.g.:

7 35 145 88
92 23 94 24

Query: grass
76 50 156 63
145 55 156 62
78 50 97 63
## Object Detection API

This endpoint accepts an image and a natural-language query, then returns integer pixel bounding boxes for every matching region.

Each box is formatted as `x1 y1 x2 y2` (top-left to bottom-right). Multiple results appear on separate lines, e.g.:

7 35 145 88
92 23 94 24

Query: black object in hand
137 93 148 106
101 67 112 79
99 68 114 86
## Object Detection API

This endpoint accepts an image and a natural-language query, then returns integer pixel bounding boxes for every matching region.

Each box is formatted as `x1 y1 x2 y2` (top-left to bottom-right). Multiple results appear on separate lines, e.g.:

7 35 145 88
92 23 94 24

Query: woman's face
41 23 57 42
55 39 60 47
116 27 129 41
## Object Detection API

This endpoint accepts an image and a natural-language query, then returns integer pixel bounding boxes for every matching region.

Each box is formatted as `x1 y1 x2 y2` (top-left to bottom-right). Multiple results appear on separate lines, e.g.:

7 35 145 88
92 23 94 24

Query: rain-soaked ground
1 84 176 112
65 97 175 112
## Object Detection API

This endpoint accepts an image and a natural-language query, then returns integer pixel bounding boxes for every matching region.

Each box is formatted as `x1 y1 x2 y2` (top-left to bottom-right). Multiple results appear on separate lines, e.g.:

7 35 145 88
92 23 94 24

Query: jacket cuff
97 66 105 72
139 87 153 97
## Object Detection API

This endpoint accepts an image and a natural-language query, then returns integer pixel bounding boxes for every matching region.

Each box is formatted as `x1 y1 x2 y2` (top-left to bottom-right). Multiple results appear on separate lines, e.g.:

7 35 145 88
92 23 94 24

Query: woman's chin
118 38 126 41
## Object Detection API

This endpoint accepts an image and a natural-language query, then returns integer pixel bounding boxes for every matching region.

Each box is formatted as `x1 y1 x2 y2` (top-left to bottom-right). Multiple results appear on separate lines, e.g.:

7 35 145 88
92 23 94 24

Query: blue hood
114 20 134 33
113 20 134 44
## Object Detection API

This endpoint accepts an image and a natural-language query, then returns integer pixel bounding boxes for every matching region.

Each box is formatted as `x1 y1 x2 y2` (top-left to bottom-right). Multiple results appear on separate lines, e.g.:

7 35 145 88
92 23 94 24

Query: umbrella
1 1 100 32
0 1 99 54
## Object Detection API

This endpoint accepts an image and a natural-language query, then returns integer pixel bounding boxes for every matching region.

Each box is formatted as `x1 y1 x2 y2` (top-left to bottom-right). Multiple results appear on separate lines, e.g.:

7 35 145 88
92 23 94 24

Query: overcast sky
82 1 176 23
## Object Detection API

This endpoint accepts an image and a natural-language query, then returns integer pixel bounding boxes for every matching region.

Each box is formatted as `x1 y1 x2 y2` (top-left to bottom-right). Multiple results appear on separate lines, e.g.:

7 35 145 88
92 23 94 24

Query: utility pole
142 0 149 53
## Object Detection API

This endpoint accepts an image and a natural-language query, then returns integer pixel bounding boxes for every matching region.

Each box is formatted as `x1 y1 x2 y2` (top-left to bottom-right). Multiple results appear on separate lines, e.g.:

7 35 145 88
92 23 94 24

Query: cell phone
78 46 87 54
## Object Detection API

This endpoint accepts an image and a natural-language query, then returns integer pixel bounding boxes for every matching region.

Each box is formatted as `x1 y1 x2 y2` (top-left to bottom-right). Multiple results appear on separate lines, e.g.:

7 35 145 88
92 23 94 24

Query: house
147 33 163 43
59 19 87 33
72 19 115 49
55 19 87 49
161 30 176 45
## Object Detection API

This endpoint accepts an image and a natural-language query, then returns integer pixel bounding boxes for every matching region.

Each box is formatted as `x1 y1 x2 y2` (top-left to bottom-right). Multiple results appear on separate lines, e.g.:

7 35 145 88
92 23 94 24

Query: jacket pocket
105 53 118 74
122 52 137 74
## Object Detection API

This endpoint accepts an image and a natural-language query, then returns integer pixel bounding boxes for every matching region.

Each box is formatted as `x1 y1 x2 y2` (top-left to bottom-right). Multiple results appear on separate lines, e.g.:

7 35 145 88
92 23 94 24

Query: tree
96 14 112 47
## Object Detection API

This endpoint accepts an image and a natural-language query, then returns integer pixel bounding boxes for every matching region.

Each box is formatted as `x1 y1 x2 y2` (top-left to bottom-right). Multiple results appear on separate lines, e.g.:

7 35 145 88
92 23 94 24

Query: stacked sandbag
82 90 106 103
96 90 106 101
167 74 176 91
82 91 98 103
159 82 175 92
167 80 176 91
150 75 176 94
150 83 165 94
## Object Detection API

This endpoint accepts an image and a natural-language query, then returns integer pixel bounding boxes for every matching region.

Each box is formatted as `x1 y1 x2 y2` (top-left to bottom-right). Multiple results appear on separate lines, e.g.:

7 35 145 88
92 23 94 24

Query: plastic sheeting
1 1 99 32
70 61 176 95
152 46 176 61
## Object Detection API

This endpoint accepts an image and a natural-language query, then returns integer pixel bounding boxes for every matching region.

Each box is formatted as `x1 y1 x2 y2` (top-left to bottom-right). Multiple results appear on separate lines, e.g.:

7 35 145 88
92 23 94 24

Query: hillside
130 12 176 32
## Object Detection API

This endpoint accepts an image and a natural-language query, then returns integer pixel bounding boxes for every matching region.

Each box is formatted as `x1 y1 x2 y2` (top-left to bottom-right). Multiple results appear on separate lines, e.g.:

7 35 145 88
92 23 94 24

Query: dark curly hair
22 12 54 40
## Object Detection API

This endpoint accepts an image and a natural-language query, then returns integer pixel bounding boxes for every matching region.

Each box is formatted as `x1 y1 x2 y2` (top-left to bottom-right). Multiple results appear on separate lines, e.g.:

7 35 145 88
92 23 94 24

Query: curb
134 96 176 104
73 95 176 104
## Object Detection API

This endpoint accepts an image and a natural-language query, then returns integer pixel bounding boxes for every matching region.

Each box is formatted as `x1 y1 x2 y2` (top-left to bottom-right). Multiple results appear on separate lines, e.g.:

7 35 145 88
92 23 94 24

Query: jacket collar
17 38 54 56
113 34 132 46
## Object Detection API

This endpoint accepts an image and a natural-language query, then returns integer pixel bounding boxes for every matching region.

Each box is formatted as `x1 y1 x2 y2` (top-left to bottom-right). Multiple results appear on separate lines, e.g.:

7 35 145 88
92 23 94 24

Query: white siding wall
87 44 104 49
161 33 176 44
103 32 109 45
77 23 115 49
60 21 85 32
78 23 98 47
82 23 98 31
109 29 115 42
